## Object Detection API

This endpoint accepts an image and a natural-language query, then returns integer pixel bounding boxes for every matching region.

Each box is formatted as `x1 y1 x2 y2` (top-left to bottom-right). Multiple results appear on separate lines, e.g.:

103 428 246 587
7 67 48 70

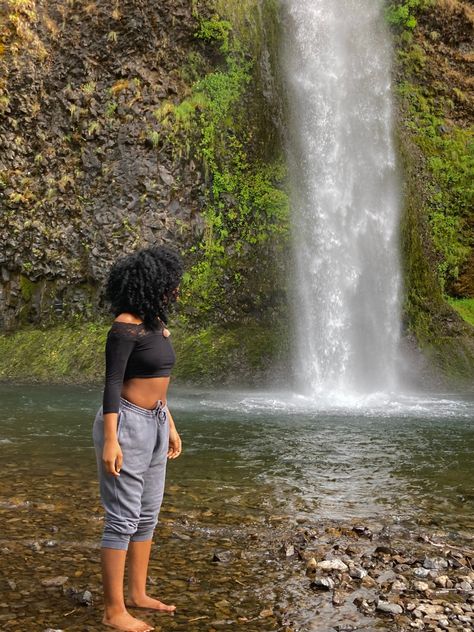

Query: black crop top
102 321 176 414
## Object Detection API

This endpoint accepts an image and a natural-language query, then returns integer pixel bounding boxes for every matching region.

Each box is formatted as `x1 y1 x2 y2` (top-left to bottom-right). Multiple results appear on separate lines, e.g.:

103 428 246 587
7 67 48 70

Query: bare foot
126 595 176 612
102 610 154 632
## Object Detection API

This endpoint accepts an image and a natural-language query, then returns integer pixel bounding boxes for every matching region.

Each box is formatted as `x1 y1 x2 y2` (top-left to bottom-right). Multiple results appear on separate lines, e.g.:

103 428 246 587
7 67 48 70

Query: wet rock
65 587 93 606
417 604 444 616
456 580 472 591
434 575 449 587
423 556 448 570
374 545 394 556
376 599 403 615
349 566 367 579
212 549 232 563
352 525 372 539
390 579 407 591
317 559 348 572
311 576 335 590
281 543 296 558
306 557 318 573
41 576 69 588
29 541 42 552
360 575 377 588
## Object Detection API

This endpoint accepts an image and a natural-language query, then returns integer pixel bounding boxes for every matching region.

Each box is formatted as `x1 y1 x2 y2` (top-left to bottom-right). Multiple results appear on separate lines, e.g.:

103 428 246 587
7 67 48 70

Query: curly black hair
104 245 184 331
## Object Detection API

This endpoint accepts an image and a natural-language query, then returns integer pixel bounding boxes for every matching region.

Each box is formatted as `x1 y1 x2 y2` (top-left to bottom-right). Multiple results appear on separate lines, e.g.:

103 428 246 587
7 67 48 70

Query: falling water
278 0 404 399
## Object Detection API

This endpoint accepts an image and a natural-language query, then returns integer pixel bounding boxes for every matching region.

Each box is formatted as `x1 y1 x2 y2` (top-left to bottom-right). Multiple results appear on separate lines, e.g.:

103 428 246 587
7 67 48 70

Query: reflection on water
0 383 473 630
1 383 474 530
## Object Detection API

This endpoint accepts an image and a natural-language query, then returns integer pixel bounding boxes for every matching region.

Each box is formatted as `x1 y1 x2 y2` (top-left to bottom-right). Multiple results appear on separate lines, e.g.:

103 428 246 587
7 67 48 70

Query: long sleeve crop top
102 320 176 414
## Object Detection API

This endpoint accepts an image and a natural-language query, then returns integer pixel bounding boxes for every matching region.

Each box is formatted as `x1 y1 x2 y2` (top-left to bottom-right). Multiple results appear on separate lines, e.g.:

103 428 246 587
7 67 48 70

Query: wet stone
281 543 296 558
212 549 232 563
41 576 69 588
317 559 348 572
413 580 430 591
311 576 335 590
64 587 93 606
376 599 403 615
423 557 449 570
414 567 431 578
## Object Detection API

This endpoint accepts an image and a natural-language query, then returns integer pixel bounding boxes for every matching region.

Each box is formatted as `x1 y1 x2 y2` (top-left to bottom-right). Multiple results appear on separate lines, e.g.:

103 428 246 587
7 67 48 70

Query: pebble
376 599 403 615
414 567 430 578
456 580 472 591
391 579 407 591
311 576 335 590
423 557 448 570
41 576 69 588
317 559 348 572
212 549 232 563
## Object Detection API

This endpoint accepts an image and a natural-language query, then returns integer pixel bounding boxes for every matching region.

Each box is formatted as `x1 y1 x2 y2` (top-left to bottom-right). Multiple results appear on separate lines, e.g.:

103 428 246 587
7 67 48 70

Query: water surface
1 384 473 631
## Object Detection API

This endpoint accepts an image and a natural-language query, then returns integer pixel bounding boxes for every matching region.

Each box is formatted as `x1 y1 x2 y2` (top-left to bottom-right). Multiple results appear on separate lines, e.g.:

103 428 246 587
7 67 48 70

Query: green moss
19 274 36 301
396 106 474 381
385 0 432 32
154 0 290 326
448 298 474 328
0 319 285 385
389 0 474 383
194 16 233 52
397 81 473 294
0 321 109 382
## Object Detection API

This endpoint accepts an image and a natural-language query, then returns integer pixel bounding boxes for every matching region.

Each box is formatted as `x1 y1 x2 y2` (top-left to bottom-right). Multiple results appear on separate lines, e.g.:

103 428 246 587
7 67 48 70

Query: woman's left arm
166 407 182 459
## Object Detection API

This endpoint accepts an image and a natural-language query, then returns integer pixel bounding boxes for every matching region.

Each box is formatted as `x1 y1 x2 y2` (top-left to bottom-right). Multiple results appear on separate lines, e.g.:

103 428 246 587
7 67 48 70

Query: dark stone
212 549 232 563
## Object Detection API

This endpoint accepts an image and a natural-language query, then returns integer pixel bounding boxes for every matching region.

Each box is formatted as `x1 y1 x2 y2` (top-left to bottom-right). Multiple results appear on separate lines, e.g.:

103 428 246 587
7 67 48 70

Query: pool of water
0 383 473 631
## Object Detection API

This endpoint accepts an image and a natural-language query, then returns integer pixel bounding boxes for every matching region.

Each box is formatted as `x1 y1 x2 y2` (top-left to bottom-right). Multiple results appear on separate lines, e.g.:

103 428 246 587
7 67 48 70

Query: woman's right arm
101 323 137 476
102 413 123 477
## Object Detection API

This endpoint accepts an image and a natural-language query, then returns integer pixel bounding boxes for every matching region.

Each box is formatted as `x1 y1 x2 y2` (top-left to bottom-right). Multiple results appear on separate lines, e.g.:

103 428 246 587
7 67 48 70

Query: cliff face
1 0 288 332
394 0 474 383
0 0 473 385
1 0 209 327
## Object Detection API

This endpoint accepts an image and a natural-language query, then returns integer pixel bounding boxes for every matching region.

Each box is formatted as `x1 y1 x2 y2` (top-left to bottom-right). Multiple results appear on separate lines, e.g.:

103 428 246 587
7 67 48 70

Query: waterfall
278 0 404 399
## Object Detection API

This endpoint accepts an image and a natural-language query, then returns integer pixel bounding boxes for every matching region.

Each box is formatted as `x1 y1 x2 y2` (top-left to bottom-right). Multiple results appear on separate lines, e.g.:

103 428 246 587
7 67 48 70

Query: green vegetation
194 16 233 51
385 0 432 32
393 0 474 379
0 318 285 384
0 321 108 382
153 7 289 325
448 298 474 328
397 81 473 293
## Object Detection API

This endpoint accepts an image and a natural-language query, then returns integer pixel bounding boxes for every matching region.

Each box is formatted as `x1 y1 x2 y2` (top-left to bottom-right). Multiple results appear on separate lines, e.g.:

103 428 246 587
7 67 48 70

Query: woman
92 244 184 632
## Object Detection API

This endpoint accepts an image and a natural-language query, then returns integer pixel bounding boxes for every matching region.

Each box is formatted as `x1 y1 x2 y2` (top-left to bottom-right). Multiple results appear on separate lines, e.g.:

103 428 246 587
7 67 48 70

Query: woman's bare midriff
120 376 171 409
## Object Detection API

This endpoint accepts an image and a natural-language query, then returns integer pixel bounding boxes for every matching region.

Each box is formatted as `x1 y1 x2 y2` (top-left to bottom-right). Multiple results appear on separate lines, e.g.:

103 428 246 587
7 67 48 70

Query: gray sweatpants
92 396 170 550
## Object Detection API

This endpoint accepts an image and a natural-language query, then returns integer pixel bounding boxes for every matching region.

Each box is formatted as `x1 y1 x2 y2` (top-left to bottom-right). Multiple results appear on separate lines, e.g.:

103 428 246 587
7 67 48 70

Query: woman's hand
102 438 123 477
168 427 182 459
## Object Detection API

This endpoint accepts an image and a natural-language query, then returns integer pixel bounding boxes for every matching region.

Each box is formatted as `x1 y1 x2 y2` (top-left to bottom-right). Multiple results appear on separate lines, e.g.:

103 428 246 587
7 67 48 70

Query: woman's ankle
104 602 128 618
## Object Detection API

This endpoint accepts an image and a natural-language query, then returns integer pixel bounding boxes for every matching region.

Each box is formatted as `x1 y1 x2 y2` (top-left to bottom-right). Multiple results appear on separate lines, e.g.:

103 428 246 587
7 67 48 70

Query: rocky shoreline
1 501 473 631
270 518 474 631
